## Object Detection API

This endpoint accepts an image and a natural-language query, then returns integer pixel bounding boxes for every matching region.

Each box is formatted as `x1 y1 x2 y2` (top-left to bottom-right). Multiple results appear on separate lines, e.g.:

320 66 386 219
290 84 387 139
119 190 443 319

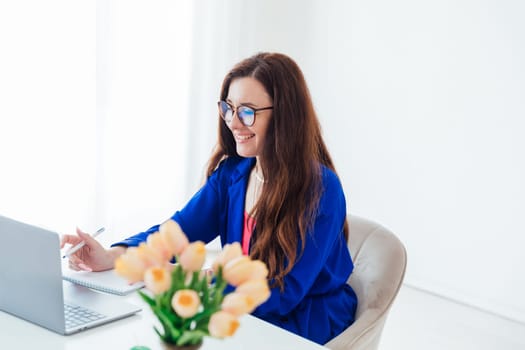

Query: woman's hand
60 227 126 272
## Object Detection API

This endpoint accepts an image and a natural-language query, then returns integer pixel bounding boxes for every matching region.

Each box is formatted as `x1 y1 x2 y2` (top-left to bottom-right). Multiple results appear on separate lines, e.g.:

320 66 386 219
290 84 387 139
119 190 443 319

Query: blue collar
229 157 256 183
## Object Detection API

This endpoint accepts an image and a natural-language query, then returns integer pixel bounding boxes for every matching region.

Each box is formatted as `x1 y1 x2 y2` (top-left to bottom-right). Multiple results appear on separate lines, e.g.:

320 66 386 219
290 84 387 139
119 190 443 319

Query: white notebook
62 268 145 296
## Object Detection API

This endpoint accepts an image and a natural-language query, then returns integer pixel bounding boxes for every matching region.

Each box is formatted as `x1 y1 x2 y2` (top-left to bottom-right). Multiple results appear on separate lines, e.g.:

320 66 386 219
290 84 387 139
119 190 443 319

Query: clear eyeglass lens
219 101 256 126
238 106 255 126
219 101 233 121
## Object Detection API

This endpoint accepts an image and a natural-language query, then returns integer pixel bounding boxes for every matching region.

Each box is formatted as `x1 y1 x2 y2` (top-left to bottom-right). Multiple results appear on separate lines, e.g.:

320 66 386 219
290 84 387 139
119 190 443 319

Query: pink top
242 211 256 255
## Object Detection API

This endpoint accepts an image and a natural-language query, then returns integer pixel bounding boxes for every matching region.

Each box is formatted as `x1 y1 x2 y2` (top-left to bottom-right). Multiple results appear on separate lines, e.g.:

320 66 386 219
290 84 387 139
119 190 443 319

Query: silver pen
62 227 105 258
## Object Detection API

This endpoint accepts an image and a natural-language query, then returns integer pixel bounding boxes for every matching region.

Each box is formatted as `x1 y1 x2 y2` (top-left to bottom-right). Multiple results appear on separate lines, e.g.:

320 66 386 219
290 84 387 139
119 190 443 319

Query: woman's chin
236 146 256 158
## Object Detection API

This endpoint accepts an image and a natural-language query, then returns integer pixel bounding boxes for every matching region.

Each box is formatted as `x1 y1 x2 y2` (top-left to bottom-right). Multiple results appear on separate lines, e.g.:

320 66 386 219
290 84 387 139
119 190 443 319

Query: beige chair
325 215 407 350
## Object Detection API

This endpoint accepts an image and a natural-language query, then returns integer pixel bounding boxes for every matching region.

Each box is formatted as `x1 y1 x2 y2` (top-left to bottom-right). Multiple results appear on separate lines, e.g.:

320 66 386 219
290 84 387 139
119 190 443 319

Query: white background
1 0 523 325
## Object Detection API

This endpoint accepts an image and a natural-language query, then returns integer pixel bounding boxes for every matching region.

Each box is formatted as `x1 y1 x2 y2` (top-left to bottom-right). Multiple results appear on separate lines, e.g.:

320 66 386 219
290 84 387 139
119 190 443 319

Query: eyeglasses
217 100 273 127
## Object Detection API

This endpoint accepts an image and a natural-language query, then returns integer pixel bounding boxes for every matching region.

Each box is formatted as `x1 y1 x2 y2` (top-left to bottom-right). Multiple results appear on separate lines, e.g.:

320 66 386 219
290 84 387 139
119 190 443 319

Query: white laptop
0 215 141 335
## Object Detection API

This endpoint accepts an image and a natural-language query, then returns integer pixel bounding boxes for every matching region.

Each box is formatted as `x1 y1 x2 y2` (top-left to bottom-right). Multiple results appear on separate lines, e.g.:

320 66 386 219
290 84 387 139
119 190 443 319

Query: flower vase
160 340 203 350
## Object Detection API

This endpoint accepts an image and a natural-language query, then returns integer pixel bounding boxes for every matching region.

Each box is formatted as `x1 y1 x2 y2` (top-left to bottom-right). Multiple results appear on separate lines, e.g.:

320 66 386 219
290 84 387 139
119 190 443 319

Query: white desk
0 292 328 350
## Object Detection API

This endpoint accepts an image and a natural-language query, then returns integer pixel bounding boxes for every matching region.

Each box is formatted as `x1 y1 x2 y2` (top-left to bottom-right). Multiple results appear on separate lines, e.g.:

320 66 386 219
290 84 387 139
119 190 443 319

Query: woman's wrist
109 246 127 259
107 246 127 268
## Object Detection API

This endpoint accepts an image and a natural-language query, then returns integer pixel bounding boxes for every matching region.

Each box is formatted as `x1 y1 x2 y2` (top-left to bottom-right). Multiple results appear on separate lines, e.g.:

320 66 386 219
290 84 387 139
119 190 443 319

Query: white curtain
95 0 193 242
0 1 97 234
0 1 194 247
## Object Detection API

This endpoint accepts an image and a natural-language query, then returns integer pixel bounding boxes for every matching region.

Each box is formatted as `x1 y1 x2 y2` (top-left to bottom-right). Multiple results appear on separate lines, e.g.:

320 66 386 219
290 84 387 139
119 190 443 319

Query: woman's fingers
63 227 110 272
78 263 92 272
68 254 92 272
77 228 103 250
68 259 81 271
60 234 82 249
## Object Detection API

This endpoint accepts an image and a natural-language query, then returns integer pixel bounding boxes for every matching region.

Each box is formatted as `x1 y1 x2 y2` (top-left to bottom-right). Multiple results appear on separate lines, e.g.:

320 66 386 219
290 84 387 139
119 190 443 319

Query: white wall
190 0 525 323
305 0 525 323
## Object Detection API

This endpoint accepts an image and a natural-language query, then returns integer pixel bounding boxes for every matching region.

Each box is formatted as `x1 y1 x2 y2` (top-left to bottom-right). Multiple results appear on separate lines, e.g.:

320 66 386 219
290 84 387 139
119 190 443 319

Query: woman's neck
254 158 266 183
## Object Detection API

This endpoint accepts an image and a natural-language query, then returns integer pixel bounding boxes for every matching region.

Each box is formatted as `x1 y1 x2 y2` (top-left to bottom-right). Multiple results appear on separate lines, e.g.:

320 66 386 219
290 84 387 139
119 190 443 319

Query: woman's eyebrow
240 102 258 107
226 98 258 107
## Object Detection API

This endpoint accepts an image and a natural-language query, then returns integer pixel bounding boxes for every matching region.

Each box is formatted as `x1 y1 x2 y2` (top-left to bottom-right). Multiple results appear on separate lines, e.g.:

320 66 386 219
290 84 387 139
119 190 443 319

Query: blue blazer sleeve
253 168 352 317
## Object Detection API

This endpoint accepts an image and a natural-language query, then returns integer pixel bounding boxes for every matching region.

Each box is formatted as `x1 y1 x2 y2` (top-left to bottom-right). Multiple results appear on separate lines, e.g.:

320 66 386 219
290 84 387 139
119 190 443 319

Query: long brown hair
207 52 349 289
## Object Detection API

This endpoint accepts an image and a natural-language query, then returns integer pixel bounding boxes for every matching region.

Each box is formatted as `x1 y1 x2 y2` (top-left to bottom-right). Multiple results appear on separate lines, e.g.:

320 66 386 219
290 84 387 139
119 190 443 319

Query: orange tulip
159 220 189 256
179 241 206 272
171 289 201 318
114 247 147 283
223 256 251 286
247 260 269 280
136 242 165 267
147 232 172 261
235 279 271 306
144 266 171 294
223 256 268 286
208 311 240 338
212 242 242 273
221 292 256 316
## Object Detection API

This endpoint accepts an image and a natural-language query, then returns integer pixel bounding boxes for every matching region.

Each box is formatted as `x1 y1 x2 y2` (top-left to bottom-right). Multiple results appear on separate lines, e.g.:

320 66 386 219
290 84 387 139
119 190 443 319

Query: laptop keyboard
64 303 106 329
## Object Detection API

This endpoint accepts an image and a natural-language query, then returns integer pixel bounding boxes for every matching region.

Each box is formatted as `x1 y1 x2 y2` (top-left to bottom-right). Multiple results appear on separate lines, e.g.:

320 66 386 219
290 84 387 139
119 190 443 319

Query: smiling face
225 77 273 158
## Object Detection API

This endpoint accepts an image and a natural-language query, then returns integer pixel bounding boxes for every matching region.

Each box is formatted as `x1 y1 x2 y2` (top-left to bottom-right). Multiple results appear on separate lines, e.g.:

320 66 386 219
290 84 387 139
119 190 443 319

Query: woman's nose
229 110 244 129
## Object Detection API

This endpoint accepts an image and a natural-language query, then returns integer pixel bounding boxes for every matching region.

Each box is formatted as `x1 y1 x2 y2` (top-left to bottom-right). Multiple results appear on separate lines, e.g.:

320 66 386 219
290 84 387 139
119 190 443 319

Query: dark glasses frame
217 100 273 127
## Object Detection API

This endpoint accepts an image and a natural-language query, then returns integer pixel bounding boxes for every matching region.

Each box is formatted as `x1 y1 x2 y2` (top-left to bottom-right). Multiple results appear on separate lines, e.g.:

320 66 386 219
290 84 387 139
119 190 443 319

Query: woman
61 52 357 344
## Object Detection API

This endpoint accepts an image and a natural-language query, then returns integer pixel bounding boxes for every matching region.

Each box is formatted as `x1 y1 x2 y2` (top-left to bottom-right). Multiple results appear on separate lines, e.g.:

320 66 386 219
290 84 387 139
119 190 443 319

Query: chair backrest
325 215 407 350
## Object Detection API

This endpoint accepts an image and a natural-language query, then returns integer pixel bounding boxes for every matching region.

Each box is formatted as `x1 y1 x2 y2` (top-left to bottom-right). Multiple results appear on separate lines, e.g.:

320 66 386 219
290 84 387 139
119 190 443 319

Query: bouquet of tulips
115 220 271 348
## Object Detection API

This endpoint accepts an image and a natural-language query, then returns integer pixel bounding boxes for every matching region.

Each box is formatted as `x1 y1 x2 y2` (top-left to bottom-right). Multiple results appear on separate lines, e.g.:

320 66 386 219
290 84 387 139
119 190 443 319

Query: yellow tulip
146 232 172 261
221 292 256 316
159 220 189 256
144 266 171 295
208 311 240 338
179 241 206 272
171 289 201 318
114 247 147 283
235 279 271 306
212 242 242 273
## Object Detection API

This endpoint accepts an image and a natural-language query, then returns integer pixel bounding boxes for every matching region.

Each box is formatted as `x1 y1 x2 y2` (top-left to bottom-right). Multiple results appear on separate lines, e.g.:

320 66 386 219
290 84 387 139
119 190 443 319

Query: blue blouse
113 156 357 345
